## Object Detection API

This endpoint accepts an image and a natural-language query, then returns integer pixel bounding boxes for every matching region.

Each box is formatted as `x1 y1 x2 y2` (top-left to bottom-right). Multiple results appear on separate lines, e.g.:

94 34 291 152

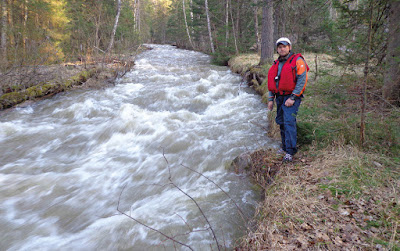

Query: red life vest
267 53 308 95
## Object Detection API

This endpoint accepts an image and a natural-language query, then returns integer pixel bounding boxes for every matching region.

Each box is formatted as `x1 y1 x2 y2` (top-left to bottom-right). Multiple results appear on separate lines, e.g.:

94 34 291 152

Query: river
0 44 275 250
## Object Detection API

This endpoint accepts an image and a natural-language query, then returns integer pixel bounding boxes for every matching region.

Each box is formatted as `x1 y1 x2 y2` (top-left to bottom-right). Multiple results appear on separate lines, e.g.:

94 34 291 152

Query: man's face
277 44 291 57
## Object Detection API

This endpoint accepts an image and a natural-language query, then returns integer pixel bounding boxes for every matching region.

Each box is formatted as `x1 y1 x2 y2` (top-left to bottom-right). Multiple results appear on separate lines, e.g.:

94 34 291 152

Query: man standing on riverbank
267 37 308 162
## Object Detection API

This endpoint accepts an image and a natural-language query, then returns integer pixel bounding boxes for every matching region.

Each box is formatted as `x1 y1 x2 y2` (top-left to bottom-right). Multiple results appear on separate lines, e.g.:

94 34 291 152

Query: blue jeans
275 95 301 155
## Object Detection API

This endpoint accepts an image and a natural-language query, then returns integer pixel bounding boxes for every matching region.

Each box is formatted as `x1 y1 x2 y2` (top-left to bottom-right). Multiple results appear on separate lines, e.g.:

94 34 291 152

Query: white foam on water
0 44 272 250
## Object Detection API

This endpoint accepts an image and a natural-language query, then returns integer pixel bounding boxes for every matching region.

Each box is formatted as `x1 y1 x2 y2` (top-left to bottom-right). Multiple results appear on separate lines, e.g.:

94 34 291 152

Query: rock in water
231 153 252 174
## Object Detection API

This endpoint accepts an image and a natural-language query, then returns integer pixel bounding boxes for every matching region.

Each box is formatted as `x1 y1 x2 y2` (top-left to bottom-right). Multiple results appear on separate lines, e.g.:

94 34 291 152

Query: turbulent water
0 44 275 250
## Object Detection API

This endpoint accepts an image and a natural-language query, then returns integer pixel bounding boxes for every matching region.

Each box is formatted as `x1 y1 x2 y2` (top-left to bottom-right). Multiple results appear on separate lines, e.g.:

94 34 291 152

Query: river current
0 44 275 250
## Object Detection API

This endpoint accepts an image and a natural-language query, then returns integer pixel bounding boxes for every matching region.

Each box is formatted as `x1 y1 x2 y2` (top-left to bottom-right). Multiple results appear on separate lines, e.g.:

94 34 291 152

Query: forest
0 0 399 103
0 0 399 249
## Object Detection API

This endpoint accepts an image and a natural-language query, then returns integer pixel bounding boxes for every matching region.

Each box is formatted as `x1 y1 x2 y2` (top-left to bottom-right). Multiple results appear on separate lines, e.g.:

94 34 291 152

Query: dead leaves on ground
237 148 399 250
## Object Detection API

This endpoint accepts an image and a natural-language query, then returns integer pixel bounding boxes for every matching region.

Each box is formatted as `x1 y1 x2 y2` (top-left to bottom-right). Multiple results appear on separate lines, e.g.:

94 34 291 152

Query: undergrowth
297 73 400 158
233 52 400 250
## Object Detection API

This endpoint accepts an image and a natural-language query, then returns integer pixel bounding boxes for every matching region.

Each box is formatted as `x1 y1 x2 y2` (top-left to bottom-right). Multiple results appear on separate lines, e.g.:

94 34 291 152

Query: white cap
276 37 291 47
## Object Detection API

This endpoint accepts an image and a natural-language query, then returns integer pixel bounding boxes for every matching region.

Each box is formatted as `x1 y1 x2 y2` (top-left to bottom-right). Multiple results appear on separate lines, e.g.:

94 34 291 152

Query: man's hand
268 101 274 111
285 98 295 107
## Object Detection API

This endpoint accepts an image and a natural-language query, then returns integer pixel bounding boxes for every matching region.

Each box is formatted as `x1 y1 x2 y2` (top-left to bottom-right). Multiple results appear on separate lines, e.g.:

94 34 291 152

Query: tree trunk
329 0 337 20
225 0 229 47
204 0 215 53
95 14 101 50
361 2 374 146
273 0 279 42
134 0 140 33
7 0 13 47
274 1 285 41
93 2 102 51
133 0 137 32
260 0 274 65
229 0 238 54
253 0 260 53
23 0 28 53
189 0 193 26
107 0 121 53
236 0 241 42
189 0 194 43
383 0 400 105
183 0 194 49
1 0 7 62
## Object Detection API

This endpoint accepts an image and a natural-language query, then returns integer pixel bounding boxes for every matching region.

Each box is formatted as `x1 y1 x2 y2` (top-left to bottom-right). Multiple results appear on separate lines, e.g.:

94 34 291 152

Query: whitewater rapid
0 44 275 250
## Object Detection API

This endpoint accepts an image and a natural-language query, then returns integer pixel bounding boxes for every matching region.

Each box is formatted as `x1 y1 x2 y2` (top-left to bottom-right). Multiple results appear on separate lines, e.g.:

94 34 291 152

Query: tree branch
117 184 194 250
161 151 221 251
181 164 248 223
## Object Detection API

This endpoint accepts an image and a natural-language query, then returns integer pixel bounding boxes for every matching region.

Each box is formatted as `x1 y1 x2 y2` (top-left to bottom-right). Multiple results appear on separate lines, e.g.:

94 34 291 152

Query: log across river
0 44 276 250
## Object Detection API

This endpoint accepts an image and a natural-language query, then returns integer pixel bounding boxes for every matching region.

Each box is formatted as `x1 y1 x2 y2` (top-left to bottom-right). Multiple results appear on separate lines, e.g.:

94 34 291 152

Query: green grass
372 238 400 251
232 51 400 249
296 71 400 158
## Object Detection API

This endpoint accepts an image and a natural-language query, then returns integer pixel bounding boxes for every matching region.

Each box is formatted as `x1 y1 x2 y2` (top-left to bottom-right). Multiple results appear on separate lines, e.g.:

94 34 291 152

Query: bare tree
22 0 28 53
229 0 238 54
235 0 242 42
225 0 229 47
92 2 103 52
189 0 193 29
273 0 285 42
260 0 274 65
133 0 141 33
204 0 215 53
107 0 122 53
253 0 260 53
361 2 374 146
383 0 400 105
1 0 7 63
183 0 194 49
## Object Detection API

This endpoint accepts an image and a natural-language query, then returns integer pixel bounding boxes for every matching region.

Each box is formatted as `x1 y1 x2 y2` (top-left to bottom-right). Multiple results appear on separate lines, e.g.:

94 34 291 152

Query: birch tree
134 0 140 33
183 0 194 49
204 0 215 53
253 0 260 53
107 0 122 53
229 0 238 54
225 0 228 46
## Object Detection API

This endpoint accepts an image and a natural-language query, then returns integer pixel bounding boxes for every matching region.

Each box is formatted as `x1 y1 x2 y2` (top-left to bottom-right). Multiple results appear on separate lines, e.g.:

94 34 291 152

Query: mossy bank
0 68 100 110
0 46 151 111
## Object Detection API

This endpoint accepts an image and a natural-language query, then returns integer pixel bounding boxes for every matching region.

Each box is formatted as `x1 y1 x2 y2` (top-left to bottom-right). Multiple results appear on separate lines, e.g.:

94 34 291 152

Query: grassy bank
229 53 400 250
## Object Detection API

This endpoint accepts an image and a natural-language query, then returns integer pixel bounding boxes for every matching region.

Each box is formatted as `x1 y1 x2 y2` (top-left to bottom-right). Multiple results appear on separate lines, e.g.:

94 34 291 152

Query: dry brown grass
230 50 399 250
267 109 280 140
237 146 400 250
228 54 261 75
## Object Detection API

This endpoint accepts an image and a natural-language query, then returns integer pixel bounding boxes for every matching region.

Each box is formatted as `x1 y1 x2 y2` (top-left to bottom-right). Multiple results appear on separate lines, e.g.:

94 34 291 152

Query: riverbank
229 53 400 250
0 46 150 111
